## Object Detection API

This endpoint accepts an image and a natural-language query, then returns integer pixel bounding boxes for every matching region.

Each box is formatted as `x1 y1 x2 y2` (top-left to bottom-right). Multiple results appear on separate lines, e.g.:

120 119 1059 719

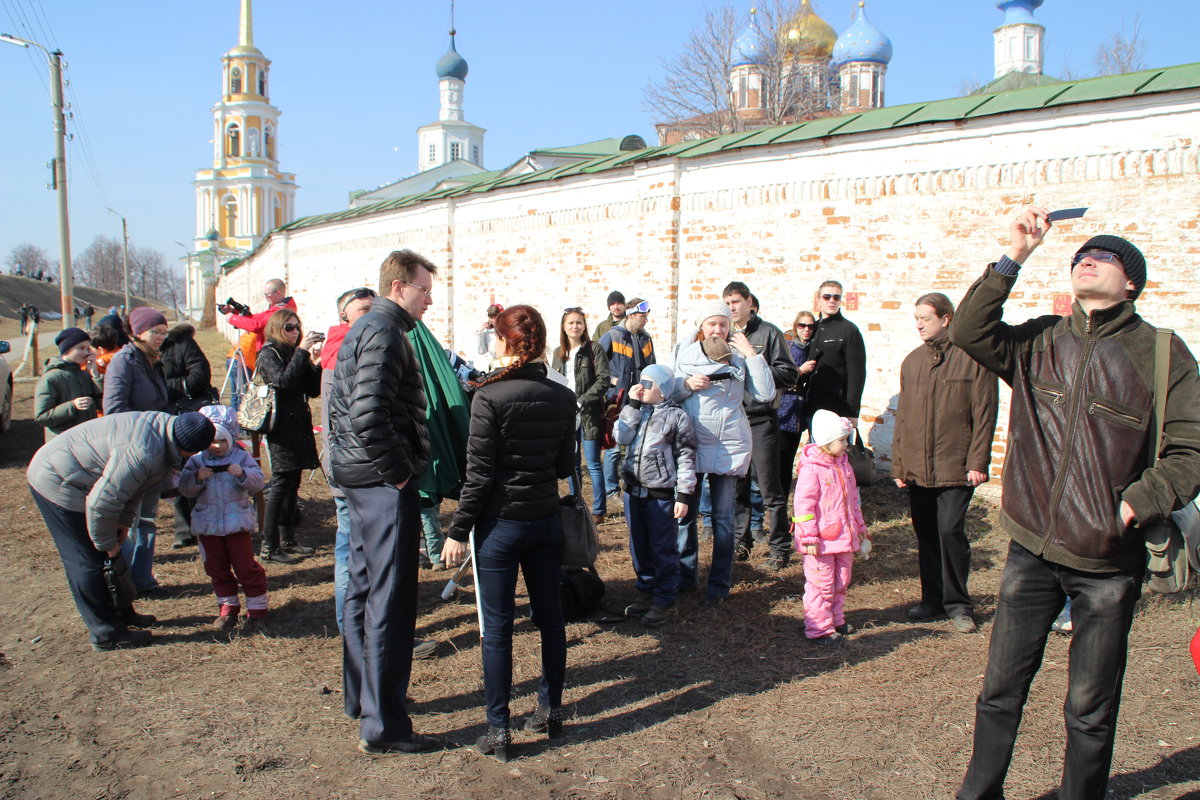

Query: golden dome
779 0 837 59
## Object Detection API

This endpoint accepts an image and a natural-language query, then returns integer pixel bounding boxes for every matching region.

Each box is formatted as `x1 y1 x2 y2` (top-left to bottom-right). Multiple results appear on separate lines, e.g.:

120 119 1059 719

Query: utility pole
107 208 131 311
2 33 74 330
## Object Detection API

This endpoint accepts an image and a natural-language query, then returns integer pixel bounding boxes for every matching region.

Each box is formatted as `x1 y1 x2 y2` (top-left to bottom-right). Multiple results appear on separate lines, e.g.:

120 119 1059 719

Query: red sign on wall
843 291 860 311
1052 293 1072 316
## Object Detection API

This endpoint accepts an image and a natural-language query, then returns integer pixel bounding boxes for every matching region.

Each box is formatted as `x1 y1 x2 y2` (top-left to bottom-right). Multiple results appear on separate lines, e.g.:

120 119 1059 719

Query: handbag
847 427 875 487
170 386 220 415
1143 327 1198 593
236 368 277 434
102 553 137 612
560 466 600 568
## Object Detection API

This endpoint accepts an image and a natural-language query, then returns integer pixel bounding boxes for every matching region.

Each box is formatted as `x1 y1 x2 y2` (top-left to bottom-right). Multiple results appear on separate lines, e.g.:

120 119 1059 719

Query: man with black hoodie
723 282 798 570
804 280 866 426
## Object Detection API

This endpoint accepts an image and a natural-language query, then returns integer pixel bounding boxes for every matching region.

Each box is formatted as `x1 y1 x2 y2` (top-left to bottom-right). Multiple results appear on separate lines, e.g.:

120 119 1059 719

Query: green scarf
406 321 470 501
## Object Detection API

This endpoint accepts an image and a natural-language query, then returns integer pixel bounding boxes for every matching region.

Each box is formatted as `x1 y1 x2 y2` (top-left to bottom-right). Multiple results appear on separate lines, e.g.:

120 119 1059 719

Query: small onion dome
997 0 1043 26
732 12 766 67
779 0 837 60
832 2 893 67
435 31 469 80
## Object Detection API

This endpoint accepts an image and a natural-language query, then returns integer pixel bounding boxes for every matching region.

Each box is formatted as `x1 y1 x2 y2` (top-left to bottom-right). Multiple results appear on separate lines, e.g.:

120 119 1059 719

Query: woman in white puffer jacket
671 302 775 607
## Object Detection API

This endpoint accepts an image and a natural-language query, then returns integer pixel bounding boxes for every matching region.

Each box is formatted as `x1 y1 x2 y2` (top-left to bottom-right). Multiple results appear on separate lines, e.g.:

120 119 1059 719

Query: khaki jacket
892 338 998 488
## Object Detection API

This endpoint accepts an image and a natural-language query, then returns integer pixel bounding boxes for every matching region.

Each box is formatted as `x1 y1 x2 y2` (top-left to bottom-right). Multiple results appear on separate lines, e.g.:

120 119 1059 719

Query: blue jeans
474 513 566 728
226 356 244 414
120 491 160 591
579 432 605 515
625 493 680 607
333 495 351 634
677 474 737 599
602 447 622 499
698 479 711 528
957 541 1142 800
420 501 445 568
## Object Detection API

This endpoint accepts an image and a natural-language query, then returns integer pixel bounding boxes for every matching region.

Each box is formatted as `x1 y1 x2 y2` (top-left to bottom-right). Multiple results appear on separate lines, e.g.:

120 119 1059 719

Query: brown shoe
214 613 238 631
592 514 605 527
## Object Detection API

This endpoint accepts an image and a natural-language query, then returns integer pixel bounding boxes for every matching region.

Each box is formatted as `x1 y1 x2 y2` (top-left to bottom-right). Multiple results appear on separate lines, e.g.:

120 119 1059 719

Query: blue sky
1 1 1194 278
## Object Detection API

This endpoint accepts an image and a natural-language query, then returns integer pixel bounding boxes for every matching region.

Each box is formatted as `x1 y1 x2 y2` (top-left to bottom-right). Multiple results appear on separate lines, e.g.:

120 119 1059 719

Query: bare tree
644 1 832 140
1096 15 1144 76
74 236 125 293
5 243 50 277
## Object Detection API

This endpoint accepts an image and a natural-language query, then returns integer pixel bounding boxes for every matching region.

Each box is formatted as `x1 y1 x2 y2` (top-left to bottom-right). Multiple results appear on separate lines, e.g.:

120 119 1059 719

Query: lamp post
106 208 131 313
2 32 74 330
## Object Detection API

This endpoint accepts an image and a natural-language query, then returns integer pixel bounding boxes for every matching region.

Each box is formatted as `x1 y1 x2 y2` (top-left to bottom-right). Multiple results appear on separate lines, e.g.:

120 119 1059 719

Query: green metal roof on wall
270 62 1200 237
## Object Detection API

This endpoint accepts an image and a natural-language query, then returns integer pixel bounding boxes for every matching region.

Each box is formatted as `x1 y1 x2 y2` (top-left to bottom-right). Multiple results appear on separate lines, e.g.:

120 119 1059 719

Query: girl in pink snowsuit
793 410 870 642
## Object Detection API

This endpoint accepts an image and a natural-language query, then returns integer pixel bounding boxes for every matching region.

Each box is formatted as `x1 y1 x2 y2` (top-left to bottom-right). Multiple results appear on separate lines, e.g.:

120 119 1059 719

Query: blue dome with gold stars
831 2 892 67
435 32 469 80
732 13 765 67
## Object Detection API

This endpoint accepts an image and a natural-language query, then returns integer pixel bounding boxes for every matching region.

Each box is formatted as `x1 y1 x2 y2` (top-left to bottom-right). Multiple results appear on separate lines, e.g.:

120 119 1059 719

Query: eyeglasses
796 323 817 329
401 280 433 298
349 287 376 300
821 294 842 301
1070 251 1120 266
630 300 650 314
283 322 302 332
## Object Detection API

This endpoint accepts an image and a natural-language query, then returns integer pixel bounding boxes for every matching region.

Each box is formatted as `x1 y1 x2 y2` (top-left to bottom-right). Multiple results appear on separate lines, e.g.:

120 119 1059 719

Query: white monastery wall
217 90 1200 477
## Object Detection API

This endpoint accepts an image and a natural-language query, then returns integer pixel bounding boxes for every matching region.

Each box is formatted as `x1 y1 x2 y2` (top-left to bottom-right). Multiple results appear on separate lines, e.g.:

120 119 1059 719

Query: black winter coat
446 362 576 542
805 312 867 418
551 341 610 440
256 341 321 473
160 323 213 408
328 297 429 488
739 314 798 418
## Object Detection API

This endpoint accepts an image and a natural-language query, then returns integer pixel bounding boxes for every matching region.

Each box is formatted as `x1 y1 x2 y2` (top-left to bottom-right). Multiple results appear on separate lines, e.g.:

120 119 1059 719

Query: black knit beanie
1074 235 1146 300
607 291 626 307
172 413 216 452
55 327 91 355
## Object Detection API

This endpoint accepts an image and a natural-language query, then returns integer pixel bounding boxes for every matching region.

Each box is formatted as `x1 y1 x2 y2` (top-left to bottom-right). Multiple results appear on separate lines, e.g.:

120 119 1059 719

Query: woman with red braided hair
442 305 577 763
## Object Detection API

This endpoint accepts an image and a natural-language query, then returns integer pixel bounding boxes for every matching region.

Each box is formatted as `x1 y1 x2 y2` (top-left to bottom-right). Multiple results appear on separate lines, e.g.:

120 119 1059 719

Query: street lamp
106 207 131 312
2 32 74 330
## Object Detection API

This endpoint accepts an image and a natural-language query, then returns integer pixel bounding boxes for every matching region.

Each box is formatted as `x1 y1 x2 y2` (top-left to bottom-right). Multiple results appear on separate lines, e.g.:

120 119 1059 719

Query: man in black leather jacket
328 249 440 756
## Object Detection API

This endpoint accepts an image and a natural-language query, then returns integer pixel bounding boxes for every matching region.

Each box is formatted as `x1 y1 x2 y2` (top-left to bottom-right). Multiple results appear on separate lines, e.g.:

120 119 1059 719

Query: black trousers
778 429 804 495
31 488 126 645
735 415 791 560
342 482 420 743
908 484 975 616
262 469 301 551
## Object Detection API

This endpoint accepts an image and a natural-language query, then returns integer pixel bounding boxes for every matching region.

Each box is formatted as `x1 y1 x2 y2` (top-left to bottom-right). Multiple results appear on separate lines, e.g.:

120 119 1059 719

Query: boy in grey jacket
616 364 698 626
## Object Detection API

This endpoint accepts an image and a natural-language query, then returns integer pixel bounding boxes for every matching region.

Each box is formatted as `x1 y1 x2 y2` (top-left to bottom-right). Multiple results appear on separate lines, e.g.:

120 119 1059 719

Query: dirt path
0 325 1197 800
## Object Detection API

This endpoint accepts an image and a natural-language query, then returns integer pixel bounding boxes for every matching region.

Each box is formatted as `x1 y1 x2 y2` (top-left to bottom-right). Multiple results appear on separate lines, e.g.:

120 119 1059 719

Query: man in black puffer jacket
804 280 866 423
328 249 439 757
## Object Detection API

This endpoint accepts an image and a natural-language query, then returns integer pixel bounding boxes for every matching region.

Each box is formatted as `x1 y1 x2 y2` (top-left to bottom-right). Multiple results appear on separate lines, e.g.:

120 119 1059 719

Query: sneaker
640 605 674 627
808 631 845 645
906 603 946 621
413 639 441 660
834 622 856 636
950 613 978 634
214 614 239 631
92 629 153 652
358 734 442 755
624 591 653 617
763 555 788 572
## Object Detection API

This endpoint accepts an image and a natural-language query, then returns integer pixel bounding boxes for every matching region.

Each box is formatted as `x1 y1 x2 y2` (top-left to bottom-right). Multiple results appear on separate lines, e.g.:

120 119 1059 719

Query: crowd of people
20 207 1200 798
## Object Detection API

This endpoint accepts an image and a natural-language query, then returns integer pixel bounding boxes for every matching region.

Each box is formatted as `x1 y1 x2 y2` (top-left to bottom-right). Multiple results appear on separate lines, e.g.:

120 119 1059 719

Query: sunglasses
283 322 302 332
796 322 817 329
1070 251 1120 266
349 287 376 300
821 294 842 301
563 306 583 313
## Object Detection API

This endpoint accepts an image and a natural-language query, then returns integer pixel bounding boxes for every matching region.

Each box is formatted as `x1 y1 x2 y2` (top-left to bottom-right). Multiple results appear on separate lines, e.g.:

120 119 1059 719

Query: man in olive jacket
327 250 439 756
951 208 1200 800
892 293 997 633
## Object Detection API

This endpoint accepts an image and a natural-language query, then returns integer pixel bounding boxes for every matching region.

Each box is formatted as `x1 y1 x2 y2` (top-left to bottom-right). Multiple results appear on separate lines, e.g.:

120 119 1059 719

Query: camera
223 297 251 316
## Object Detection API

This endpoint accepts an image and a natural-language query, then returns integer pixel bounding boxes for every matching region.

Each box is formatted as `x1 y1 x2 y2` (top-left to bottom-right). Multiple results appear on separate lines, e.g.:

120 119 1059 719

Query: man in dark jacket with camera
804 280 866 423
723 282 798 570
328 250 439 756
952 207 1200 800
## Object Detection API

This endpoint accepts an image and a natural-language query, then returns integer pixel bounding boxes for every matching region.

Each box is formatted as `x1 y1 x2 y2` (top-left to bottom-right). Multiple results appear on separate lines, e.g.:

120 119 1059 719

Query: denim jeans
419 501 445 568
677 474 737 599
579 432 605 515
333 495 351 634
474 513 566 729
957 540 1142 800
602 446 622 499
120 491 161 591
226 356 244 414
624 493 680 607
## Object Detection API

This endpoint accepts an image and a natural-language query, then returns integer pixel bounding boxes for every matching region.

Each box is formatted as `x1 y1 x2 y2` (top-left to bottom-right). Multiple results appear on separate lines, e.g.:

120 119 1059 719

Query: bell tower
193 0 297 254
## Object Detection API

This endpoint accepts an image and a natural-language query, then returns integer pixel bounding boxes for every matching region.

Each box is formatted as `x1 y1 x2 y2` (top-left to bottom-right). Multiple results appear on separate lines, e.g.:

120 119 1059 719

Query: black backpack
560 566 606 621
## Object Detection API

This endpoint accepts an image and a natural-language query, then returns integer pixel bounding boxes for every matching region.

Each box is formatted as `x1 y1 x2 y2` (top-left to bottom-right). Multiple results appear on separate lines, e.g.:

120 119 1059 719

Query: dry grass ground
0 323 1197 800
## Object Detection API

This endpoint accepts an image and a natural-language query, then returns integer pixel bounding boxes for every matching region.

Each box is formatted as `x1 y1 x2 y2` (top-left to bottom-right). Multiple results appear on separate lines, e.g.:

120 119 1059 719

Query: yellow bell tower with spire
193 0 297 254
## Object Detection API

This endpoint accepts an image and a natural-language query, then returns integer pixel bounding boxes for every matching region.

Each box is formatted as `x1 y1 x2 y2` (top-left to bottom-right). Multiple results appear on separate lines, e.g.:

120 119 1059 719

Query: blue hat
640 364 676 399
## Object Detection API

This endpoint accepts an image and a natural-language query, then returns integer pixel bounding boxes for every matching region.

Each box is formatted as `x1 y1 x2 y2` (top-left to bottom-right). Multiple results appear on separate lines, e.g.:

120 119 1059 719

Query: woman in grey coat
27 411 215 650
672 302 774 606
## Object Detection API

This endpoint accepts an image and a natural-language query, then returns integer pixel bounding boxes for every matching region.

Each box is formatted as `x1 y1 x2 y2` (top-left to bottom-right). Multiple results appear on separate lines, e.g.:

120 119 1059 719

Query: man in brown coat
892 292 998 633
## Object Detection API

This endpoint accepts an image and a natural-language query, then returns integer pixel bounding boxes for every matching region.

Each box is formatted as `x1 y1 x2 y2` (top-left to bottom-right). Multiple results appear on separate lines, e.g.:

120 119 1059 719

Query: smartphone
210 464 230 473
708 370 733 382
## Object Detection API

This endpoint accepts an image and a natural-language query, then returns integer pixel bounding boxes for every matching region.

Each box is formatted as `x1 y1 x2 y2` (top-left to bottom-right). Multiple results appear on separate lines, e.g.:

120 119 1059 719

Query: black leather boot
474 726 512 762
523 704 564 740
280 526 314 556
261 527 299 565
